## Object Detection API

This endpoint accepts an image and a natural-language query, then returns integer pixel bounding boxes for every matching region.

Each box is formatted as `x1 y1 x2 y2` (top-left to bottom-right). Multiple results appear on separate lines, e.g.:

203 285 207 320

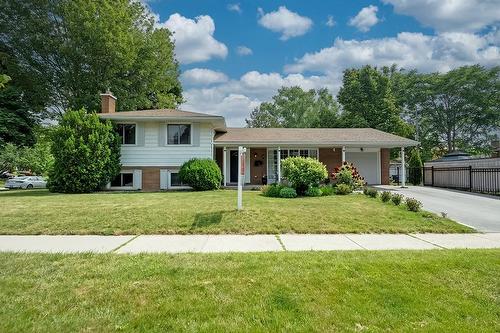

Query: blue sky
147 0 500 125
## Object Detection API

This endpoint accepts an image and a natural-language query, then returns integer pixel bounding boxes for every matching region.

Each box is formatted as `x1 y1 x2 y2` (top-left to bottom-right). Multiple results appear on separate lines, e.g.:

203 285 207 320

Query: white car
5 176 47 189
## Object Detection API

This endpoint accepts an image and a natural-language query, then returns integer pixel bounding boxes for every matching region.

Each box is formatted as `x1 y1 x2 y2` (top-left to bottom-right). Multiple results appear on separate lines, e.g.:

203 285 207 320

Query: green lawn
0 189 471 235
0 250 498 332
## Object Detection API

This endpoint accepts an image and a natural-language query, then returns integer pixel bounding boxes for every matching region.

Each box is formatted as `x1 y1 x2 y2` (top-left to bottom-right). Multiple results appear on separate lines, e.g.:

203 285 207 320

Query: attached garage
345 149 381 184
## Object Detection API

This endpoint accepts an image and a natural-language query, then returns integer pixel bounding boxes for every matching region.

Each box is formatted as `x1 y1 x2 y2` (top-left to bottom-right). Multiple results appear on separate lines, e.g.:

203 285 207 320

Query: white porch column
342 146 346 162
277 147 281 183
400 147 406 187
223 147 227 186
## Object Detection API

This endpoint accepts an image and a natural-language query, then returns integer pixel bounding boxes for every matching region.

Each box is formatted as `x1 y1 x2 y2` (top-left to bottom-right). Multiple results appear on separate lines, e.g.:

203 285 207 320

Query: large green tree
337 65 413 138
246 87 339 128
0 0 182 115
416 65 500 155
48 109 120 193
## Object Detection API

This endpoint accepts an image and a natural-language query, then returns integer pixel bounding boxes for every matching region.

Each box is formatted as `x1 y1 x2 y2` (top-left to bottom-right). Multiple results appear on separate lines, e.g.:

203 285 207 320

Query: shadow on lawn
191 210 232 229
0 189 59 197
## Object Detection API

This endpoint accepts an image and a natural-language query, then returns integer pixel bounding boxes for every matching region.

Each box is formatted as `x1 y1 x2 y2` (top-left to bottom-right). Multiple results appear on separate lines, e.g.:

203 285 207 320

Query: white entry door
345 151 380 184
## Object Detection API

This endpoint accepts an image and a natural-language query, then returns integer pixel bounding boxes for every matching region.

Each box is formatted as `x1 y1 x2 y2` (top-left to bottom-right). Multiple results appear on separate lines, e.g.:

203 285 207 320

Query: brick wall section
142 167 160 191
250 148 267 185
319 148 342 179
380 148 390 185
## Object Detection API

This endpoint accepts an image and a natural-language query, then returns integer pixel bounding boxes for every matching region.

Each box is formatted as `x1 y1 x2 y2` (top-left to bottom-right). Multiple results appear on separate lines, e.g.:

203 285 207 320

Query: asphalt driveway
376 186 500 232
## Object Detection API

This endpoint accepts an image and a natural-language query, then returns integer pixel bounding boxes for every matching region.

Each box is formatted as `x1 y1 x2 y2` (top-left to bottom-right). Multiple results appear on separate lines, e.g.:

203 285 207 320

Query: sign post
237 146 246 210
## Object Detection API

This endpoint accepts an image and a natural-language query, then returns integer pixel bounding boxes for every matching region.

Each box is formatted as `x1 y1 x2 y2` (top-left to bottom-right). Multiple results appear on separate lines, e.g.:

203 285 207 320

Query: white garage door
345 152 380 184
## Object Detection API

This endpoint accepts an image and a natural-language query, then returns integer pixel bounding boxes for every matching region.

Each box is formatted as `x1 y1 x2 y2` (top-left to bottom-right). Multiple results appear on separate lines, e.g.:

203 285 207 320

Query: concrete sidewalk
0 233 499 253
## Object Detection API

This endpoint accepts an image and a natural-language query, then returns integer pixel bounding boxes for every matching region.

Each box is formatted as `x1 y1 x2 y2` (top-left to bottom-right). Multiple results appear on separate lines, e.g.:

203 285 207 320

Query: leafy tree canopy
48 109 121 193
246 87 339 128
0 0 183 116
337 65 413 138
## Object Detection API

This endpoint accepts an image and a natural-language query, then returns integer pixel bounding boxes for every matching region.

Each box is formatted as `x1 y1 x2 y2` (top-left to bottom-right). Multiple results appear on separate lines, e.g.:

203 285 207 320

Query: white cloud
326 15 336 28
181 68 228 85
383 0 500 32
159 13 228 64
236 46 253 56
285 31 500 74
257 6 313 40
349 5 379 32
227 3 242 14
181 71 336 126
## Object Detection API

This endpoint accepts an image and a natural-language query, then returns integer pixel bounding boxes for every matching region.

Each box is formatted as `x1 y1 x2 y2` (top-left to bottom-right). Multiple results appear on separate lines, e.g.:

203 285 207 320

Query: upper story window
167 124 191 145
116 124 136 145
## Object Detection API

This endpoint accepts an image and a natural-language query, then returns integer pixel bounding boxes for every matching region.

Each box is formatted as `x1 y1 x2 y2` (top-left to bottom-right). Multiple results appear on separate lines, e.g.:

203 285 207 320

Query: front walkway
375 185 500 232
0 233 499 253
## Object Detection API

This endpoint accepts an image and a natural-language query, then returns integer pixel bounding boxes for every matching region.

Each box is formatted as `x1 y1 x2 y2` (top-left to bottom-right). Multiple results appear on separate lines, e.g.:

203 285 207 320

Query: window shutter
136 123 145 146
133 169 142 190
192 123 200 147
160 169 168 190
158 123 166 146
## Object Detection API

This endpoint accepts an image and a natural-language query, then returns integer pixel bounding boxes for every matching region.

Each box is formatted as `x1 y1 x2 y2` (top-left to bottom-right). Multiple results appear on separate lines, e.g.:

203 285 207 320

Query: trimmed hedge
305 186 322 197
279 187 297 198
179 158 222 191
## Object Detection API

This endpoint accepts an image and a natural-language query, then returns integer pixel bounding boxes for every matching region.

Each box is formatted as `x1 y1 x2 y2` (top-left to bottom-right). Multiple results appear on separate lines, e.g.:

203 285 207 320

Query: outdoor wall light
360 147 364 151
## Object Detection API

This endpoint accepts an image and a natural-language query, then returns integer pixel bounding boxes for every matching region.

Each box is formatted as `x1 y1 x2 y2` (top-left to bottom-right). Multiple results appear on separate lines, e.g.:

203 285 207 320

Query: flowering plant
331 162 366 190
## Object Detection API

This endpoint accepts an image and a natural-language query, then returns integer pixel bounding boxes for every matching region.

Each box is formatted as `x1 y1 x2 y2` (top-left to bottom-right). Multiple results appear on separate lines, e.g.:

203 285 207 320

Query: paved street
376 185 500 232
0 233 499 253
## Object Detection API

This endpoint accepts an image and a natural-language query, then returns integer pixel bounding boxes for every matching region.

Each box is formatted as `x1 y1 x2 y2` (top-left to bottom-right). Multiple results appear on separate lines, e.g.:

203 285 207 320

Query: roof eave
213 140 419 147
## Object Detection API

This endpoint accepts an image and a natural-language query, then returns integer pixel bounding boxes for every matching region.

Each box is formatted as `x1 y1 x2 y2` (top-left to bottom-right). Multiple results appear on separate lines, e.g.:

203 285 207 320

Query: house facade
98 93 418 191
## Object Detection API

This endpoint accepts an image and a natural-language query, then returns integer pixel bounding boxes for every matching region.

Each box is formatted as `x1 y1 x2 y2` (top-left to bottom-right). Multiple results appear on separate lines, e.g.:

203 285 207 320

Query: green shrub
332 162 366 190
281 157 328 195
408 148 423 185
335 183 352 195
48 109 121 193
320 184 334 196
305 186 322 197
406 197 423 212
391 193 403 205
279 187 297 198
363 186 369 195
179 158 222 191
366 187 378 198
261 183 283 197
381 191 392 202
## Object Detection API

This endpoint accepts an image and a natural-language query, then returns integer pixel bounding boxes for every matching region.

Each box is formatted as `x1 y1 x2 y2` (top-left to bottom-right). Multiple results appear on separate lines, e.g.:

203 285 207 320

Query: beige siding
120 122 213 167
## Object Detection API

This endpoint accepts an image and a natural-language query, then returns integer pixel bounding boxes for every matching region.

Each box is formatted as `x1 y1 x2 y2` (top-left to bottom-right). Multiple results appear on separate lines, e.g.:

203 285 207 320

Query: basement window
111 172 134 187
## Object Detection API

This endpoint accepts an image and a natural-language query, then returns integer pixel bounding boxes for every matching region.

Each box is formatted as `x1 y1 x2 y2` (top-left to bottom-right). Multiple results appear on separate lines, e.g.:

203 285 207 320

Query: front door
230 150 238 183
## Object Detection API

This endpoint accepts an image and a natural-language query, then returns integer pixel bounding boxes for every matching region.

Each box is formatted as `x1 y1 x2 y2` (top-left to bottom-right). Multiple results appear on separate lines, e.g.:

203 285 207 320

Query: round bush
261 183 283 197
391 193 403 206
320 184 334 196
406 197 423 212
335 183 352 195
366 188 378 198
305 186 322 197
179 158 222 191
381 191 392 202
48 109 121 193
281 157 328 195
279 187 297 198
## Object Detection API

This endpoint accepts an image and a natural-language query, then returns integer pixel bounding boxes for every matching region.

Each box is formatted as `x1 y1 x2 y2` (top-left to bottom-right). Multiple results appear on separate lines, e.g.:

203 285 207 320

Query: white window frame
166 123 193 146
266 148 319 184
116 122 137 146
109 170 135 190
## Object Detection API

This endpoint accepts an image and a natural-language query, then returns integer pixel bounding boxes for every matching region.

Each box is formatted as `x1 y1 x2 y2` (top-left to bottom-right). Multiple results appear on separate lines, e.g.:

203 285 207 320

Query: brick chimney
100 91 116 113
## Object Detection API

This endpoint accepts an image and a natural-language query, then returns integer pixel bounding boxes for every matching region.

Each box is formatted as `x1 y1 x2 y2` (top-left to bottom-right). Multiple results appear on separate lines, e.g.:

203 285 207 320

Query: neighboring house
97 93 418 191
